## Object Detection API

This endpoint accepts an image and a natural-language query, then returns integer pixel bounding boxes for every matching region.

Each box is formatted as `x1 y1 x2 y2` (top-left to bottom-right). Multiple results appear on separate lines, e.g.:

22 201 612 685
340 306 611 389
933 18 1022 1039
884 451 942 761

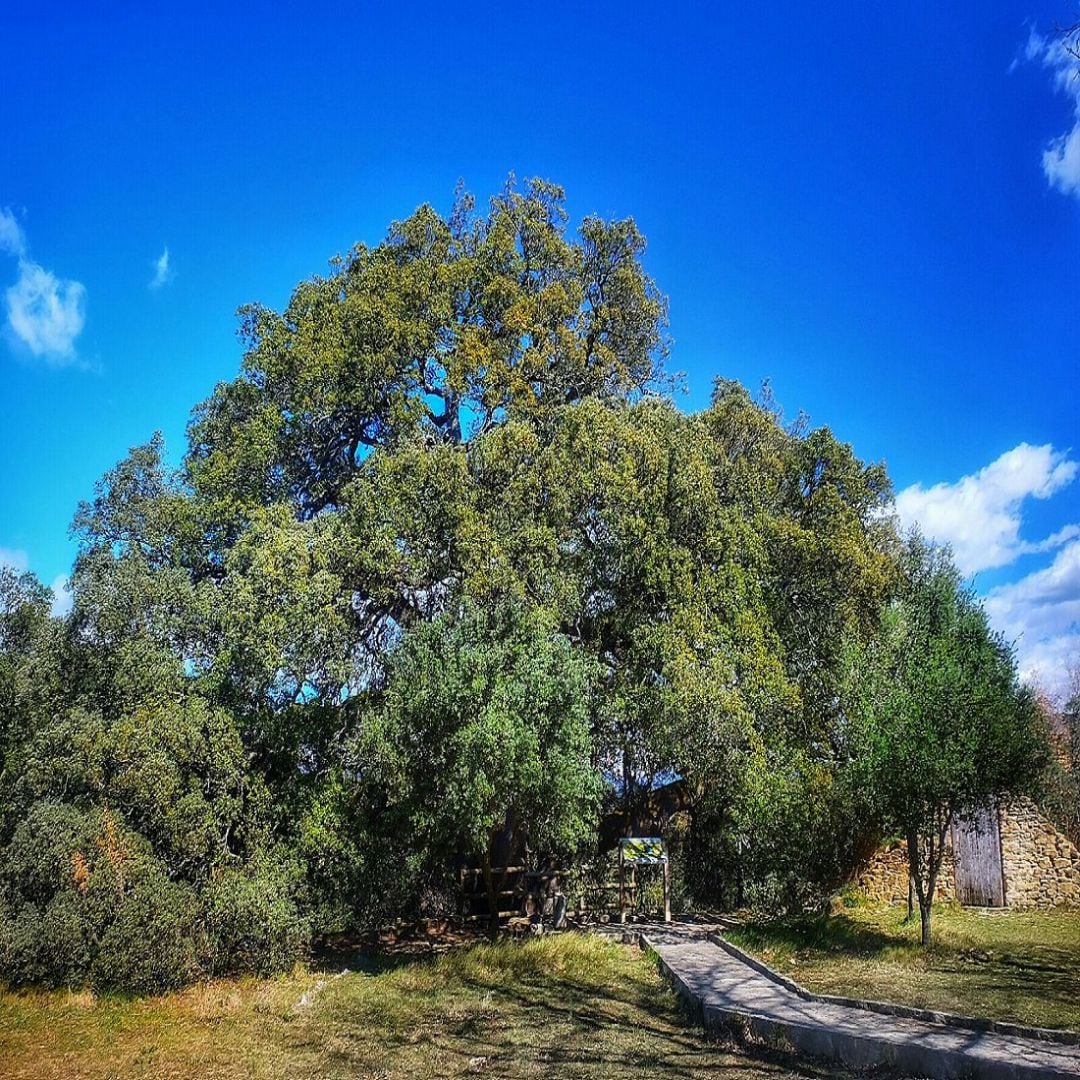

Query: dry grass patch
0 934 851 1079
0 970 323 1079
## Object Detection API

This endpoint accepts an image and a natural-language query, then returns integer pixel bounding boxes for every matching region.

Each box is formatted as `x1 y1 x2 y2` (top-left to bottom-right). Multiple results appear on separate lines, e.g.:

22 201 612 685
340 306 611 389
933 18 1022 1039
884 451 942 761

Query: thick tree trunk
920 900 932 946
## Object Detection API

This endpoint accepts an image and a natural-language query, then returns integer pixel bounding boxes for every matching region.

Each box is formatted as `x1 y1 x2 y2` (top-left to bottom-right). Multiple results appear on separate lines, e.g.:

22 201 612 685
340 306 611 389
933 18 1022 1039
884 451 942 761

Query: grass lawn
726 902 1080 1032
0 934 850 1079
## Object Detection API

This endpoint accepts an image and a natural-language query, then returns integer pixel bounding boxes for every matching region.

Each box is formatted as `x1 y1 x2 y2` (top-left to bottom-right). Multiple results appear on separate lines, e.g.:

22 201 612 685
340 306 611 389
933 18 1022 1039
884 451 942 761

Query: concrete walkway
645 935 1080 1079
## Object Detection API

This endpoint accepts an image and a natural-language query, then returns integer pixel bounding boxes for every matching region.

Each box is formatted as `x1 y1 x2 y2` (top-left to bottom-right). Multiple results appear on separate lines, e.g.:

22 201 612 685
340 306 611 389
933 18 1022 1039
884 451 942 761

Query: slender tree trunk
907 874 915 921
623 743 636 830
907 812 951 947
907 827 934 947
922 812 952 948
482 843 499 940
920 838 937 947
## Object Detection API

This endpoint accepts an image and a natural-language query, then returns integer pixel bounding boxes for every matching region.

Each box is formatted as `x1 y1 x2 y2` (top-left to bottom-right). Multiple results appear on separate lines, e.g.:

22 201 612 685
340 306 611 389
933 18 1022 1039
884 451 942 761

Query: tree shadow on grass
731 913 1080 1031
930 957 1080 1029
732 914 902 958
308 925 488 975
450 972 857 1078
300 948 861 1078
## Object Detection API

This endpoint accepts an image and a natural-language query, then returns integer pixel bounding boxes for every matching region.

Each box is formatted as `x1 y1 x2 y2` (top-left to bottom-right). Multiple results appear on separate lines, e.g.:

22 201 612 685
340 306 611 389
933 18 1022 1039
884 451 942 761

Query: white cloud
898 443 1080 700
894 443 1078 576
0 208 26 258
5 260 87 360
0 209 87 364
149 245 171 291
1026 29 1080 197
0 548 29 574
49 574 73 618
985 539 1080 700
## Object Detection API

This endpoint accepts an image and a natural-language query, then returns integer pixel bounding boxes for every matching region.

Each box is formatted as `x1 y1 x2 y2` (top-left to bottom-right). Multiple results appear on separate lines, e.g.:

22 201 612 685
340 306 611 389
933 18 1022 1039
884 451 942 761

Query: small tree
844 537 1047 945
360 602 600 934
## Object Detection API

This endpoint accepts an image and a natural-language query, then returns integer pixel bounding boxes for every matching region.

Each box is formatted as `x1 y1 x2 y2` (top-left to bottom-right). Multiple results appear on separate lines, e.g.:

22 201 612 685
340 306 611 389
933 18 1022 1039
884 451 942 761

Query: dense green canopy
0 180 1046 989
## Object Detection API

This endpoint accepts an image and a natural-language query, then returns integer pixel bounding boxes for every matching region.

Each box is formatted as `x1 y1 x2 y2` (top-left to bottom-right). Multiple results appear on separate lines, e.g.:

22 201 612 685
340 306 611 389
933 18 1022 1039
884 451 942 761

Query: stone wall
853 799 1080 909
854 840 956 905
1000 797 1080 908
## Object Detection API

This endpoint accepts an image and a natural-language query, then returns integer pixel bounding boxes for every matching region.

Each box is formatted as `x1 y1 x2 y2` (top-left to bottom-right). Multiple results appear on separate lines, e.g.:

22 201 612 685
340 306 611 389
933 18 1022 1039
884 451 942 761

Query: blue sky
1 2 1078 695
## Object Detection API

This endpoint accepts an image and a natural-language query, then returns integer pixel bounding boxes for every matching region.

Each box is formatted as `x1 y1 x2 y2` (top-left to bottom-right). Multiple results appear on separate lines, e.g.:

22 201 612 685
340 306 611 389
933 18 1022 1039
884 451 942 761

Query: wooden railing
458 866 568 923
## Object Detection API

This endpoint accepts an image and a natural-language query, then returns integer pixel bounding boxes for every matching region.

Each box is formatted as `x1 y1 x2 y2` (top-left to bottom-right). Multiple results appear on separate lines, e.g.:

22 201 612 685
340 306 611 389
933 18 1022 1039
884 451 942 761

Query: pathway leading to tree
644 933 1080 1079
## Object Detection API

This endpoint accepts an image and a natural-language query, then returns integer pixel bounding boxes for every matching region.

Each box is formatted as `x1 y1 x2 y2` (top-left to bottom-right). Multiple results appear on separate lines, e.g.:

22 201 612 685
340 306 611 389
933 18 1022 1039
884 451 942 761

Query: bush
202 852 310 975
91 872 198 993
677 747 876 915
0 801 308 991
0 802 198 991
0 697 313 993
1 895 89 987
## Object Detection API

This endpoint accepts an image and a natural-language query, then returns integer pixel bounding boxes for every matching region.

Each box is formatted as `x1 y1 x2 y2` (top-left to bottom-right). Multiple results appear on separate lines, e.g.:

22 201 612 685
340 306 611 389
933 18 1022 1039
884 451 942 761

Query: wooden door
951 805 1005 907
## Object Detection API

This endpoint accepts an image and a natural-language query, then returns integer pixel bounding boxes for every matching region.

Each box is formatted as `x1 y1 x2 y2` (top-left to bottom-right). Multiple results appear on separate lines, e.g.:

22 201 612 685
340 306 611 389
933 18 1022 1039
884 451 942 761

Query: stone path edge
640 936 922 1074
704 931 1080 1049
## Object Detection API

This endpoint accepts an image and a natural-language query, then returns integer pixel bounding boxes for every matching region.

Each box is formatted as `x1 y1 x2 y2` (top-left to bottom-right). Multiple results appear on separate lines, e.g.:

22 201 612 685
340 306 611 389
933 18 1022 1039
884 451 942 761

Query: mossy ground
726 902 1080 1031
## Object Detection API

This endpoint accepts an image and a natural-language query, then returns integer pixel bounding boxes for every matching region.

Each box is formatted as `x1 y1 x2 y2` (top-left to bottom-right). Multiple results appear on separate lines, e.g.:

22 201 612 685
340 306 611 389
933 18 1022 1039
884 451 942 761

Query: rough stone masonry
857 798 1080 908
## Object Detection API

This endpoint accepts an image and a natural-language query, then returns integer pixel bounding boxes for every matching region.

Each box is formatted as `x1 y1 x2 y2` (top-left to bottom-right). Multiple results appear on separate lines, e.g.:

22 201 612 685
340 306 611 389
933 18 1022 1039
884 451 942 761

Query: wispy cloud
1025 28 1080 197
0 547 30 574
894 443 1077 576
149 245 171 291
0 208 26 258
0 207 87 364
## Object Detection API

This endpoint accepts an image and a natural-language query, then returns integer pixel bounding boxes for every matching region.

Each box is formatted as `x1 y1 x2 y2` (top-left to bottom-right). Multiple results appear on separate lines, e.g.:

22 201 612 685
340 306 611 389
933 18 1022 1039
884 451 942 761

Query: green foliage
218 505 355 704
0 567 61 776
202 852 311 975
3 696 259 870
357 602 602 876
186 178 669 521
689 742 868 911
0 802 199 992
0 179 994 989
0 796 308 991
842 536 1049 943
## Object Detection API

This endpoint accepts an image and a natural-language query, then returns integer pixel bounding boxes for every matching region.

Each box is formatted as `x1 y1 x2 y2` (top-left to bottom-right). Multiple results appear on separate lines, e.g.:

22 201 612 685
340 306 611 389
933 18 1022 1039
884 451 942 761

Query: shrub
90 871 199 993
202 852 310 975
0 802 198 991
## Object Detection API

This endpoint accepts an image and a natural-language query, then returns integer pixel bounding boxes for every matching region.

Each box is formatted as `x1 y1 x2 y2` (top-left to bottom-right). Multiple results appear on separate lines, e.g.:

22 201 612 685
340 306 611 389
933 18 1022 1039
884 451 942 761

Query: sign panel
619 837 667 864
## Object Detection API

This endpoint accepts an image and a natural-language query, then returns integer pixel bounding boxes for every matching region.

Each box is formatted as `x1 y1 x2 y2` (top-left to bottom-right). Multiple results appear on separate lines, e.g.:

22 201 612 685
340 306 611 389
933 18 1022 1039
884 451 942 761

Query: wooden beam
663 859 671 923
618 846 626 925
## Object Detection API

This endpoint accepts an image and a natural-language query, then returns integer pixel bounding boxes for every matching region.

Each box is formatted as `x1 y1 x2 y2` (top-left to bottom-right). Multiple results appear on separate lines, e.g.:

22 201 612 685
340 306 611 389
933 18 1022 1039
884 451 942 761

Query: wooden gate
951 805 1005 907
